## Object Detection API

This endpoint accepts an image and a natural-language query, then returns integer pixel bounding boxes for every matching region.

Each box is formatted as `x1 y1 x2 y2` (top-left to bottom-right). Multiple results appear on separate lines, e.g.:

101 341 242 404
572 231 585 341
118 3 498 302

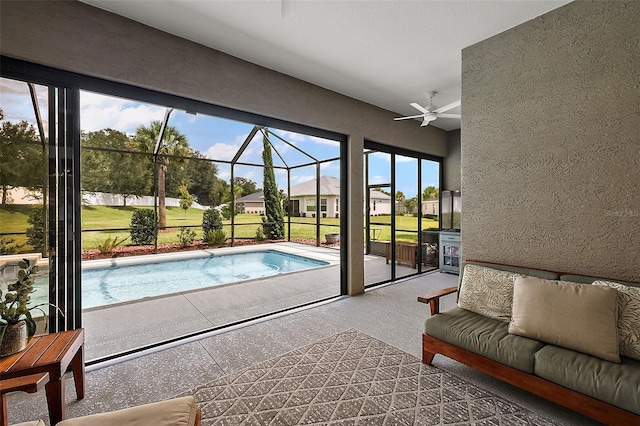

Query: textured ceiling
81 0 571 131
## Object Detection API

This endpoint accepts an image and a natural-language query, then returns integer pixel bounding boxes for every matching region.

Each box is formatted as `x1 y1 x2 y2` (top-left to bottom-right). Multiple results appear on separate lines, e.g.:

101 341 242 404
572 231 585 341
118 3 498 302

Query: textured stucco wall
0 0 450 294
461 1 640 281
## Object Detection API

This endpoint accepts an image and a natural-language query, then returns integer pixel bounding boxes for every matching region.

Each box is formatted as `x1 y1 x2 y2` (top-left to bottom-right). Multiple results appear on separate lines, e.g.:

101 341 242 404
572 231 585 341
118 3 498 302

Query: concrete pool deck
4 242 427 361
82 242 344 360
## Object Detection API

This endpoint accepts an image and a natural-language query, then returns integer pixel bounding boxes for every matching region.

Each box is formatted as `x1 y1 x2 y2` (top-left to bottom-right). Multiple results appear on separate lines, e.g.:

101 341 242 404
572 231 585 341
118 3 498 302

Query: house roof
289 176 392 200
238 176 394 200
290 176 341 197
236 191 264 203
369 190 391 201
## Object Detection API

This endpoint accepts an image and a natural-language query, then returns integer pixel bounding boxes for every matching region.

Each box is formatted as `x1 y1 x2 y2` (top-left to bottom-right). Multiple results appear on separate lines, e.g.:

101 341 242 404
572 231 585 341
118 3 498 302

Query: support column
347 134 364 296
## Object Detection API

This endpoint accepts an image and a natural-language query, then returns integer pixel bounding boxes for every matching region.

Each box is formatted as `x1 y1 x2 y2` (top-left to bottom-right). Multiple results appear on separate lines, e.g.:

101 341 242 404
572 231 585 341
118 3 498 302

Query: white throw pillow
457 264 520 322
509 276 620 363
593 280 640 361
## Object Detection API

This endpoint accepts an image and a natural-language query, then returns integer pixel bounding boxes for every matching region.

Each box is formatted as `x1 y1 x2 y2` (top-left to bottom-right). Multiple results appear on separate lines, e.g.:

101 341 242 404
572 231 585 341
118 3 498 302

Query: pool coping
81 243 340 270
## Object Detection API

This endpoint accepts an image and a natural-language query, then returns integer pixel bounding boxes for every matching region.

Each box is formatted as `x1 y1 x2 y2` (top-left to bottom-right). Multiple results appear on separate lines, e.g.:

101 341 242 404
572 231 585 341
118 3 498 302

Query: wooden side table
0 329 85 425
1 372 50 426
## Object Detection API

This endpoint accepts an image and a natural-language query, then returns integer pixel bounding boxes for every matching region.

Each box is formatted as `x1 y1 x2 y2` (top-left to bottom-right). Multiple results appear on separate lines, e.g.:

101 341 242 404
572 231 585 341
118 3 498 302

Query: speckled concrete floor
6 271 599 426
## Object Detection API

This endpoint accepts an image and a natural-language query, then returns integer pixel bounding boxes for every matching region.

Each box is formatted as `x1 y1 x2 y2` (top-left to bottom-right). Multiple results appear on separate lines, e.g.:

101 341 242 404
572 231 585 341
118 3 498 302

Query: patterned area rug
185 329 559 425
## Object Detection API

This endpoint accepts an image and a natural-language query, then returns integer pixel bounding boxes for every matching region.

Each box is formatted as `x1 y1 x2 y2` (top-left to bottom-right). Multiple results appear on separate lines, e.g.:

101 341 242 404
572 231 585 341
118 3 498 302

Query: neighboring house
227 177 396 218
288 175 394 217
421 198 439 217
235 191 265 214
368 189 392 216
289 176 340 218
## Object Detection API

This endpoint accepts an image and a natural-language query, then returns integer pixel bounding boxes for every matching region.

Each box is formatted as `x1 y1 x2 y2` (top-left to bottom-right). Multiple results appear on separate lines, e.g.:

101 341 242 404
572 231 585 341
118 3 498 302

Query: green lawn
1 205 438 251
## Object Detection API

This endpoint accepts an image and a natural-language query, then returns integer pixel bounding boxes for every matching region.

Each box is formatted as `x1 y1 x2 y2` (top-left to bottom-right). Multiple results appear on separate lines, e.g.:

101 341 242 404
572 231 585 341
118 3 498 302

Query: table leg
1 394 8 426
71 344 85 399
45 378 65 425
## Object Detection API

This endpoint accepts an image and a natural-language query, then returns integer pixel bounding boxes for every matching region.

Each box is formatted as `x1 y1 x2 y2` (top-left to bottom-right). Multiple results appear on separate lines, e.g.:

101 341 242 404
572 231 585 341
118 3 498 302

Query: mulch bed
81 238 339 260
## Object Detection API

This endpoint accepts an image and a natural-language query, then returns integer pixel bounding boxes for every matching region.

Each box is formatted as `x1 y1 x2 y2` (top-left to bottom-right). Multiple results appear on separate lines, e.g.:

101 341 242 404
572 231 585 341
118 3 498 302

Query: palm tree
135 121 189 229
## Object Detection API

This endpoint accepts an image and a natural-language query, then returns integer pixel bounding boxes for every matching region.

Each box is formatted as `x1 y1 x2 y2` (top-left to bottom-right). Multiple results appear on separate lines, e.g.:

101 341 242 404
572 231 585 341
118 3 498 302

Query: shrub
202 207 223 236
178 227 196 247
220 204 239 220
26 207 45 252
96 235 127 255
255 226 266 241
178 185 193 219
130 209 157 245
0 236 24 255
204 229 227 246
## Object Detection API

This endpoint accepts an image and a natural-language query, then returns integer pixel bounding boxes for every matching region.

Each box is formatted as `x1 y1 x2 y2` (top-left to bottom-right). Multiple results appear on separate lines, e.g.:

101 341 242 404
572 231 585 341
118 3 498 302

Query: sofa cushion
508 276 620 363
534 345 640 415
425 307 544 373
457 264 521 322
56 396 199 426
593 280 640 361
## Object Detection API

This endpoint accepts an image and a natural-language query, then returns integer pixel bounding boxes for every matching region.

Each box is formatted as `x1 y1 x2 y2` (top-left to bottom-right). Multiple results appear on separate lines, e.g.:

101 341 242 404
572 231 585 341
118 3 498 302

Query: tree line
1 111 268 232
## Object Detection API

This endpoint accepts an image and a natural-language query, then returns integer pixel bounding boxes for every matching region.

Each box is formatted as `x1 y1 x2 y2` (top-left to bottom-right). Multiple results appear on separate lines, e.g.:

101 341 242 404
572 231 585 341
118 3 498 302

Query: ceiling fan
394 92 461 127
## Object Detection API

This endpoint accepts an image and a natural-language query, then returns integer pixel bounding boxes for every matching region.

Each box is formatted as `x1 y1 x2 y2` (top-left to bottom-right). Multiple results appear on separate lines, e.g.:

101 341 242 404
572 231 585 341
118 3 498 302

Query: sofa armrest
417 286 458 315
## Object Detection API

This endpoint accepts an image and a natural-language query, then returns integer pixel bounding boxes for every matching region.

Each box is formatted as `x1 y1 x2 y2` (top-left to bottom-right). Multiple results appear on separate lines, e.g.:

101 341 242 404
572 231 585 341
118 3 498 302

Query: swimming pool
20 250 329 309
81 250 328 308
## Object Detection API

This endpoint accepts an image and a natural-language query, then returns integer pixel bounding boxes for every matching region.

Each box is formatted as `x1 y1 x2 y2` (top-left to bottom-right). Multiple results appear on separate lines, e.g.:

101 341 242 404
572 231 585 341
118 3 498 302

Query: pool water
81 250 328 308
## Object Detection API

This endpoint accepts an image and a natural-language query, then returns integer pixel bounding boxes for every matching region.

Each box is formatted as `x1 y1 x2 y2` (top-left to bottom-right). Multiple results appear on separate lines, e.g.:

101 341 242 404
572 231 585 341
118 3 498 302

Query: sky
1 77 439 199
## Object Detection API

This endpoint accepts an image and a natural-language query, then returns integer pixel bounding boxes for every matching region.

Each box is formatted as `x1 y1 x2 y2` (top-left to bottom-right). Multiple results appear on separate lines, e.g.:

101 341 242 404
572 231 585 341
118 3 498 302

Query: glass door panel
395 156 418 279
0 77 52 336
364 150 392 285
421 159 440 272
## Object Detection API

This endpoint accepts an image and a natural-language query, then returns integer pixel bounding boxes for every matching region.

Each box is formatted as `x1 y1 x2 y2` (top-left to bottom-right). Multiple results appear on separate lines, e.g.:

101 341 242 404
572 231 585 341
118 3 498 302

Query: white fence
4 187 209 210
83 192 209 209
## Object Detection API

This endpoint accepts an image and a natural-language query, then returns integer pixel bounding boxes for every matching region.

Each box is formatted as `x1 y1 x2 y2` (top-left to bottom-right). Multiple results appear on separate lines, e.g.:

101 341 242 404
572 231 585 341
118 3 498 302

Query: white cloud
309 135 340 146
202 131 262 162
291 174 315 185
395 155 417 163
369 175 389 185
320 161 337 170
369 152 415 163
274 129 305 143
1 78 49 132
205 143 243 161
80 91 166 134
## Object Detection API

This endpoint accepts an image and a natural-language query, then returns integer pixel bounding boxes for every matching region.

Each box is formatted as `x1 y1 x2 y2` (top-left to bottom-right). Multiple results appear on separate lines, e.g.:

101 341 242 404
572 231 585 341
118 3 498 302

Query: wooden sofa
418 261 640 426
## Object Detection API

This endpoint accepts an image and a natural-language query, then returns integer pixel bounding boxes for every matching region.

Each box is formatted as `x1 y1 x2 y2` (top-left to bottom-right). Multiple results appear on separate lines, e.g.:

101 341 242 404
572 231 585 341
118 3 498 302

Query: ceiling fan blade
434 100 461 114
436 113 461 119
410 102 429 114
394 114 426 121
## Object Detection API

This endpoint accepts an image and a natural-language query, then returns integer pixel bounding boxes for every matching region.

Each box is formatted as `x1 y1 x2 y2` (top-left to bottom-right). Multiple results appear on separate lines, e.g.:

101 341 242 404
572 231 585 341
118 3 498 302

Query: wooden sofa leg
422 350 435 365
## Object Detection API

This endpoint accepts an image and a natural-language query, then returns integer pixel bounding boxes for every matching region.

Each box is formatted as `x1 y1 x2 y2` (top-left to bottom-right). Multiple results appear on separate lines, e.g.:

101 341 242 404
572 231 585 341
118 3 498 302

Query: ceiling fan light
421 114 437 127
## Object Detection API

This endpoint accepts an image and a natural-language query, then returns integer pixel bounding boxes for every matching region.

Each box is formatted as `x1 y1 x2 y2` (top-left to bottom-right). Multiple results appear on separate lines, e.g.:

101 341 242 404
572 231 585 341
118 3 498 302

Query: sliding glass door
363 142 441 287
0 74 82 334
